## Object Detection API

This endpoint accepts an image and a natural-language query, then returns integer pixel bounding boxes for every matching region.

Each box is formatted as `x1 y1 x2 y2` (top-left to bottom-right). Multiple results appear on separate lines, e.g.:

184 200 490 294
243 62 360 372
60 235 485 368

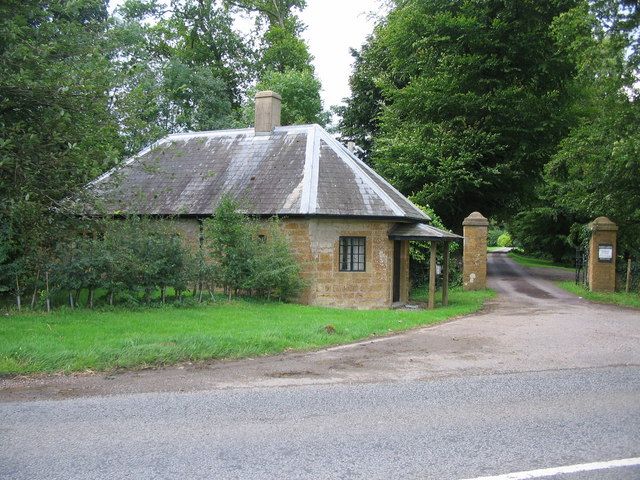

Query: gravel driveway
1 253 639 402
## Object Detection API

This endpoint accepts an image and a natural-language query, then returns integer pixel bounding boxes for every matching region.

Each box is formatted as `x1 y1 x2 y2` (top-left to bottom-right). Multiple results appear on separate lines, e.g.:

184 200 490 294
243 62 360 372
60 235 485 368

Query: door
392 240 401 302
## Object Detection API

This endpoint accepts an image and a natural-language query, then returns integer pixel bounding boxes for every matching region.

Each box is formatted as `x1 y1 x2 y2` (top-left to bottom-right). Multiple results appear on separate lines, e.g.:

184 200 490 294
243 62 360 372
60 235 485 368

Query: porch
389 223 463 309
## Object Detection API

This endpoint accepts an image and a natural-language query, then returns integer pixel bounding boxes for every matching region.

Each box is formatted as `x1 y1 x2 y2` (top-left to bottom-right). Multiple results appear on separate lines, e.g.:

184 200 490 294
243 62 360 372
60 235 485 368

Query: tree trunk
88 289 94 309
31 269 41 309
625 257 632 293
15 276 21 311
69 292 74 309
45 271 51 313
161 287 166 304
109 291 114 306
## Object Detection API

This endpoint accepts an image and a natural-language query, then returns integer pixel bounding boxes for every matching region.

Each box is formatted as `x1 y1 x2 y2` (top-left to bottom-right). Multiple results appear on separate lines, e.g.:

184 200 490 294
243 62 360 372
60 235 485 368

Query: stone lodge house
89 91 457 309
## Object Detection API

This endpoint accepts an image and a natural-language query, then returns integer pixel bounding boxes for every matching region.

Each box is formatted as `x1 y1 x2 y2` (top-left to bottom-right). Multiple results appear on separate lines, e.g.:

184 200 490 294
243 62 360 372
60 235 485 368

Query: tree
232 0 328 126
170 0 255 103
259 18 312 73
244 69 329 125
203 198 304 301
508 1 640 261
335 42 386 163
226 0 306 28
340 0 578 228
250 218 304 300
226 0 309 73
543 0 640 257
204 197 257 299
109 0 253 154
0 0 122 293
509 207 576 263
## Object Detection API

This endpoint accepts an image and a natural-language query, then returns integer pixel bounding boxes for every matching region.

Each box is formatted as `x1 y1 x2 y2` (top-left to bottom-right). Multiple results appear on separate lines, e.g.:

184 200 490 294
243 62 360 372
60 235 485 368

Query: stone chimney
255 90 281 135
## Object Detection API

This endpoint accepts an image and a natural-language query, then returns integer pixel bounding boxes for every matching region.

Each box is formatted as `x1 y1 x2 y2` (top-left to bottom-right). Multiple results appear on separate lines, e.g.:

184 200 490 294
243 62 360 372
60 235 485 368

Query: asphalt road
2 367 639 480
1 253 639 479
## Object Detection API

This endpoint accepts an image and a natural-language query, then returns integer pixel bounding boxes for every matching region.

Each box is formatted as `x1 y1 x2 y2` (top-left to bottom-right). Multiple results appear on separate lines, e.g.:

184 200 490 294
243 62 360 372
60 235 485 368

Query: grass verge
0 288 493 376
508 252 573 270
558 281 640 309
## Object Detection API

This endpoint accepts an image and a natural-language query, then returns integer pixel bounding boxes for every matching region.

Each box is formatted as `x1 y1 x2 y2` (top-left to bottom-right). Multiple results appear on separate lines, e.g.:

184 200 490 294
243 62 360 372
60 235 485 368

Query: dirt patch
266 370 320 378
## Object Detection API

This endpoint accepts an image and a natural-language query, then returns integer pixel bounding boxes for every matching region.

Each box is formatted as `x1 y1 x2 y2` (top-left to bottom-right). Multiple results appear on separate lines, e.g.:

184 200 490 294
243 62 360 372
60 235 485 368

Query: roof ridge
316 128 406 217
167 127 252 139
329 135 430 221
300 125 319 214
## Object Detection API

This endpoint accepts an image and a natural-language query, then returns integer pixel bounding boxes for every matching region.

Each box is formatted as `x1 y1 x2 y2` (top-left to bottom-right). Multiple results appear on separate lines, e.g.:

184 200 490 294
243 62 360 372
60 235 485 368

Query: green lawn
0 288 493 376
508 252 573 270
558 281 640 309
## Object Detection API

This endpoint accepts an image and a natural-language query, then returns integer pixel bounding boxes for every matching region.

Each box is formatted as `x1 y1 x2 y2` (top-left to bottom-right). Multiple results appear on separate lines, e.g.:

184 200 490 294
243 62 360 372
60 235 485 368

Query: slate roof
89 124 429 222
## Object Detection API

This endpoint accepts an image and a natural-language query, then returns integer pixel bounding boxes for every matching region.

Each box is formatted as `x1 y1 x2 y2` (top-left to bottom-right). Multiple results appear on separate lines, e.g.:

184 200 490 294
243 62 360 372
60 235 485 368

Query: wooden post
428 241 437 309
625 257 632 294
442 241 450 307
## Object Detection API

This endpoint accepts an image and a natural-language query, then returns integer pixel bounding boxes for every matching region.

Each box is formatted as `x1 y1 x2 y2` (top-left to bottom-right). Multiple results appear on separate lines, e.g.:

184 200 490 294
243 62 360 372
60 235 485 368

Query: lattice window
339 237 366 272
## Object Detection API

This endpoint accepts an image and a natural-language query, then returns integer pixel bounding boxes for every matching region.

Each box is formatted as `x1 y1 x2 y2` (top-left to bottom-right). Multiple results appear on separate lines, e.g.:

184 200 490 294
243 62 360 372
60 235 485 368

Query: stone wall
169 217 408 309
278 218 407 308
304 219 406 309
172 218 201 250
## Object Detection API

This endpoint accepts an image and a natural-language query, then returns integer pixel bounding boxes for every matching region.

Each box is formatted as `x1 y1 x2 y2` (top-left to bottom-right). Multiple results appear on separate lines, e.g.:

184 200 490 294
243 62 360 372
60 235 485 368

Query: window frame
339 236 366 272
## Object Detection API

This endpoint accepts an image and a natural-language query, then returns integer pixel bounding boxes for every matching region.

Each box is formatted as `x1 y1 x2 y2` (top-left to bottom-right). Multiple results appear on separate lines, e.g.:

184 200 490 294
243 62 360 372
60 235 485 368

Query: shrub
204 198 304 302
488 225 506 247
50 240 89 308
3 201 305 310
44 217 191 308
496 233 512 247
203 197 257 299
250 218 305 301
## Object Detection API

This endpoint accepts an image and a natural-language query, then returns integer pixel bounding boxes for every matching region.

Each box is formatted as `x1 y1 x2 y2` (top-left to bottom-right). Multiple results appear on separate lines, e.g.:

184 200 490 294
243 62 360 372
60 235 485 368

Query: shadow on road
487 252 576 302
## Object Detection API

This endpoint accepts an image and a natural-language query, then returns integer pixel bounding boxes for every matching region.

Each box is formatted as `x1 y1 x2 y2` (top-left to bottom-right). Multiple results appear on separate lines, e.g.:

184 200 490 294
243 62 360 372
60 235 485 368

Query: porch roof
388 223 462 242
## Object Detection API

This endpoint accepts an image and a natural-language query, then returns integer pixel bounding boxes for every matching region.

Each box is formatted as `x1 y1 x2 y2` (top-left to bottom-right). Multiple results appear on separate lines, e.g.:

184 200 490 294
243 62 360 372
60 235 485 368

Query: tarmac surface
1 253 639 479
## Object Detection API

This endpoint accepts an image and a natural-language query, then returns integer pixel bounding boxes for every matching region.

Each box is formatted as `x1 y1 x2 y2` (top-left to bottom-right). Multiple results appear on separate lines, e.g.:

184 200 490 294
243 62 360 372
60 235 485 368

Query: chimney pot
255 90 281 135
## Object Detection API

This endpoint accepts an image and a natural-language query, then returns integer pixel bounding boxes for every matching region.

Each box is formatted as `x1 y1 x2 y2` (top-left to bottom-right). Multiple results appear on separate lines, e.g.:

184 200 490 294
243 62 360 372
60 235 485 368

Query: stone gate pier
588 217 618 293
462 212 489 291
